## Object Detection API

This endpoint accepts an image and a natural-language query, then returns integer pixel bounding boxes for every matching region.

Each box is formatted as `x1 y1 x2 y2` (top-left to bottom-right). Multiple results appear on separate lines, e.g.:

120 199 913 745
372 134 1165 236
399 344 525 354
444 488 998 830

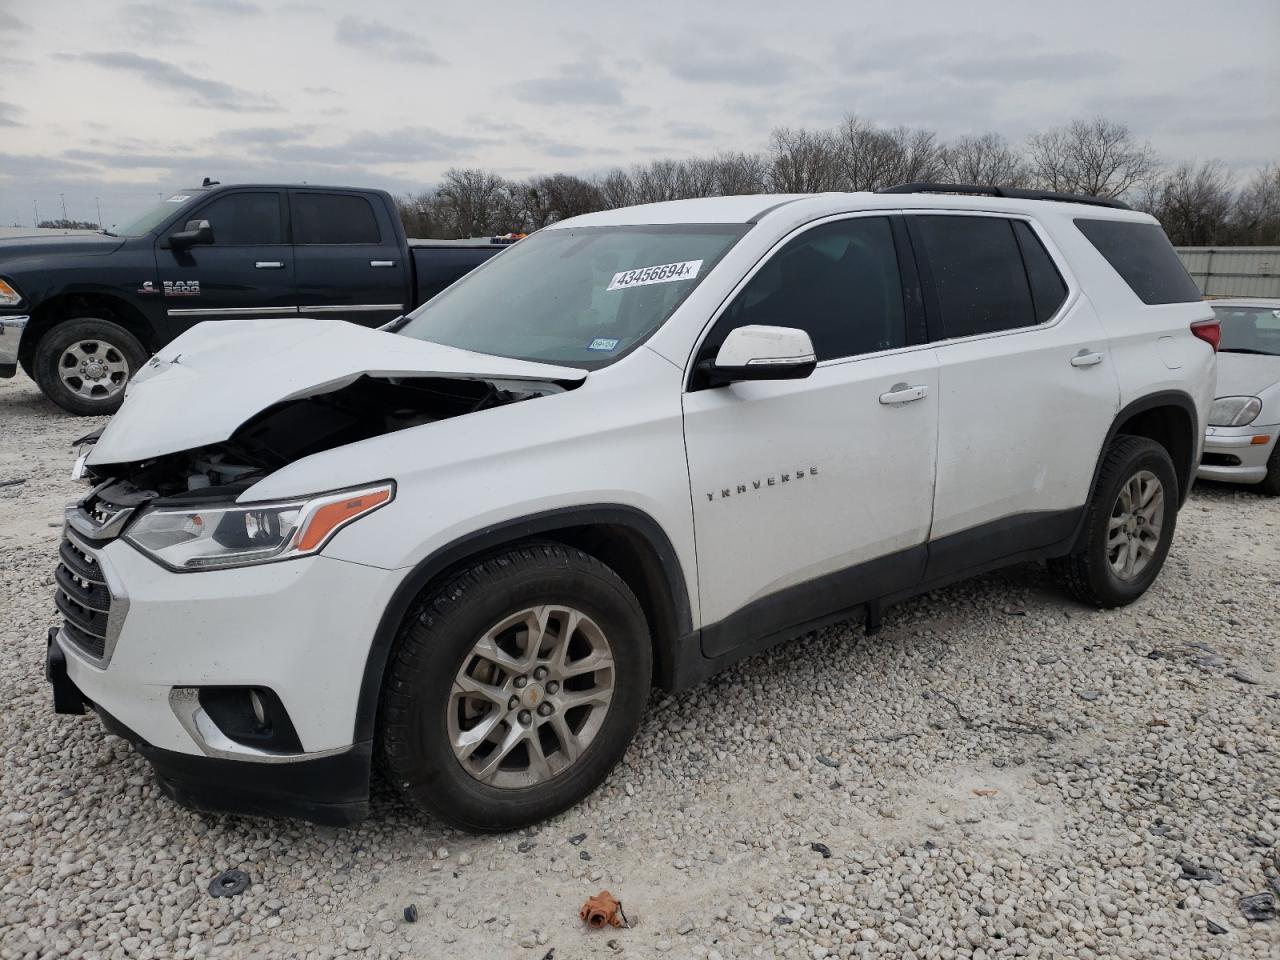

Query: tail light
1190 318 1220 352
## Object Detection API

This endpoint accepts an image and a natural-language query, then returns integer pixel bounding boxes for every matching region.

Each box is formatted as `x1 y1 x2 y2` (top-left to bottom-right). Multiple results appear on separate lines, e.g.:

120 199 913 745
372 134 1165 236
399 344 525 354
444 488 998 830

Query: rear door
154 189 295 335
907 212 1120 577
290 191 410 327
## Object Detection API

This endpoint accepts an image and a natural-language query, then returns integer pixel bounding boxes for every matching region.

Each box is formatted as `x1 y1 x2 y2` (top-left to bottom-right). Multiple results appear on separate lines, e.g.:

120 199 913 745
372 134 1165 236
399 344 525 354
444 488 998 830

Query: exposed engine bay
80 374 563 507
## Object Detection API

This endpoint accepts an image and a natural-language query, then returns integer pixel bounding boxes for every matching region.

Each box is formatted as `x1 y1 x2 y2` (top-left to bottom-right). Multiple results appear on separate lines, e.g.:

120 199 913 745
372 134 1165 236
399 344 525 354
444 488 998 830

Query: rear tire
379 542 652 832
32 317 146 416
1050 435 1179 607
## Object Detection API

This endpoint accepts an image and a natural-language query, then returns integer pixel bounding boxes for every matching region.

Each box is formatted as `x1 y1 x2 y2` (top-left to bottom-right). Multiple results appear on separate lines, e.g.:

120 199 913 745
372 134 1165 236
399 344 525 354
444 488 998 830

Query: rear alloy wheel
1051 435 1179 607
379 543 651 831
33 317 147 415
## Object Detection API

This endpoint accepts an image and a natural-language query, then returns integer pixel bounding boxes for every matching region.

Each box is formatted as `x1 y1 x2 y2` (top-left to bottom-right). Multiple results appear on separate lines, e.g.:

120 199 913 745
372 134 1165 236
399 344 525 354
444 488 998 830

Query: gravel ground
1 369 1278 960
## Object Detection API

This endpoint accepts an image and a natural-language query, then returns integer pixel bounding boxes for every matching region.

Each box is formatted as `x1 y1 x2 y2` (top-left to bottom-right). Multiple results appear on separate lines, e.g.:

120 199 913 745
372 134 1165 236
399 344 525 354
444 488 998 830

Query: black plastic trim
878 182 1130 210
1098 390 1200 509
923 508 1079 582
354 504 692 742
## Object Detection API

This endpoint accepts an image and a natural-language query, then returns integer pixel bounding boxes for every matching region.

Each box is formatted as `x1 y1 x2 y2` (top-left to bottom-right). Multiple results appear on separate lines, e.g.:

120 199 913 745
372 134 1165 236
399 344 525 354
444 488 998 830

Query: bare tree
1138 160 1235 245
597 168 637 209
527 173 605 226
940 132 1029 186
1026 117 1158 199
1229 163 1280 245
766 127 843 193
832 115 947 191
708 151 769 195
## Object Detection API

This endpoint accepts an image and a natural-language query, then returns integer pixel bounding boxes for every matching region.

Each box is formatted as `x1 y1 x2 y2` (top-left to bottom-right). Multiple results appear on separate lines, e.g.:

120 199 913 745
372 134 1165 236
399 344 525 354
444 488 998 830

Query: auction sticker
607 259 702 292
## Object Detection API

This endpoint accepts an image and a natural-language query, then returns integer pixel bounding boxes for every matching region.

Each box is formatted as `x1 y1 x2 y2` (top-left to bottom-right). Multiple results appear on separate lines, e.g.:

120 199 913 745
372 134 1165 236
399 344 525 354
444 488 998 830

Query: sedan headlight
124 482 393 571
1209 396 1262 427
0 278 23 307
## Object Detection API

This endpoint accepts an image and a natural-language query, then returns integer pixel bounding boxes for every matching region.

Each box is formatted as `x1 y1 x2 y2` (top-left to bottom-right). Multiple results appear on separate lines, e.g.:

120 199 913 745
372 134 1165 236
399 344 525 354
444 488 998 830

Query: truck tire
379 542 652 831
32 317 146 416
1050 435 1179 607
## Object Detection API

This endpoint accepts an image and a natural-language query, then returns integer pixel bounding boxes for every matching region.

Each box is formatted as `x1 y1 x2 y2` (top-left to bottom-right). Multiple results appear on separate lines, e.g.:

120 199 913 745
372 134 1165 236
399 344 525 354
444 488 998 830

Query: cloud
513 60 625 106
335 16 443 64
943 50 1119 83
655 35 801 87
196 0 262 13
303 85 338 96
63 51 276 111
665 121 717 141
0 102 24 127
217 125 317 145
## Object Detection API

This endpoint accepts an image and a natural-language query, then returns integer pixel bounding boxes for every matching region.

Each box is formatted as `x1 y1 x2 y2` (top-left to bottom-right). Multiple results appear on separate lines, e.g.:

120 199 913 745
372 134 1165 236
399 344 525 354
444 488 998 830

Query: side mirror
698 324 817 388
168 219 214 249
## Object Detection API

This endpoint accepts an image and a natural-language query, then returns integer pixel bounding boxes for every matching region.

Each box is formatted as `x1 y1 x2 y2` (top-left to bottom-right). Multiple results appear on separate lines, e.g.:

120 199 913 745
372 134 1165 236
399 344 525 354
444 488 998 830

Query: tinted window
1075 218 1201 305
194 192 282 245
293 193 381 244
414 247 499 302
1013 221 1069 323
914 216 1034 338
702 217 905 364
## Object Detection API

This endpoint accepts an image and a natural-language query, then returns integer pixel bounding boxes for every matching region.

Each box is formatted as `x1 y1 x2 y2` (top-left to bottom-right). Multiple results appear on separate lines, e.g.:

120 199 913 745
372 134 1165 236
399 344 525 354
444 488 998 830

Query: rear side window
414 248 498 302
702 216 906 363
194 192 283 245
1074 218 1201 305
913 216 1034 338
293 193 381 244
1012 221 1068 323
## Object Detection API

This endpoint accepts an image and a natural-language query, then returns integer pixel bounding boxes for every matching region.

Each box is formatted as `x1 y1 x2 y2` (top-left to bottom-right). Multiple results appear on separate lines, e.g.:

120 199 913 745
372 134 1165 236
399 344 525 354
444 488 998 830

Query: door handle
255 261 285 269
1071 350 1104 367
878 383 929 405
370 260 396 268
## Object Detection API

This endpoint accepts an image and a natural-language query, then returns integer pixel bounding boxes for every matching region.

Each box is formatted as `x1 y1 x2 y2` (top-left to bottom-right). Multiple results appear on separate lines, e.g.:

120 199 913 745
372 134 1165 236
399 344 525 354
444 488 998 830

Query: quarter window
292 193 381 245
1074 218 1201 305
701 217 906 365
192 192 283 245
913 216 1035 338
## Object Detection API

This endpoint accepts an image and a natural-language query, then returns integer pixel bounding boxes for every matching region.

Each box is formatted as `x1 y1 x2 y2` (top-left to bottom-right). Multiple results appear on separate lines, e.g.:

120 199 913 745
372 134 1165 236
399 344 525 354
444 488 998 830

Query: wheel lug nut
537 702 553 716
514 676 527 688
533 667 548 680
546 681 560 694
508 696 519 710
518 710 532 725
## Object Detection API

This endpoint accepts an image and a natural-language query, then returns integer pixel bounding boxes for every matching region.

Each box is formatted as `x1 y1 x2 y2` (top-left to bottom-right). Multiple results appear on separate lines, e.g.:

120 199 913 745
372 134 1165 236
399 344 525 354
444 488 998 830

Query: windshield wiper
1219 347 1277 356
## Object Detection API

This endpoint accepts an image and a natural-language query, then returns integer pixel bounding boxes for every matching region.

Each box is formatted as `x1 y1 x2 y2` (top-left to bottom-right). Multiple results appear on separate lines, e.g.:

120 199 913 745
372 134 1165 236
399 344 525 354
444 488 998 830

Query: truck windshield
398 224 749 368
113 193 202 238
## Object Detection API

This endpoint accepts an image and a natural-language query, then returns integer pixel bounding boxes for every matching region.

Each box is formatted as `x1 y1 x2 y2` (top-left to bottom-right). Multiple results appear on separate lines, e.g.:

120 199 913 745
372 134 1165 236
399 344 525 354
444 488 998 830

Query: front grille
55 532 112 660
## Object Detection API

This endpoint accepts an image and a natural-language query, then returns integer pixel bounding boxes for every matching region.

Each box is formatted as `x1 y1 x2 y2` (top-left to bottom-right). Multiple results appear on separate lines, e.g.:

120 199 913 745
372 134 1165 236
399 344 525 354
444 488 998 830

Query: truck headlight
124 482 393 571
1209 396 1262 427
0 278 23 306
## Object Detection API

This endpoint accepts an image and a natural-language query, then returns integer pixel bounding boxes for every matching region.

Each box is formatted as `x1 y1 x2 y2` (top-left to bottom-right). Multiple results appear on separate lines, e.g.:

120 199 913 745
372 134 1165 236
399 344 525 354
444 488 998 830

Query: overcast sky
1 0 1277 228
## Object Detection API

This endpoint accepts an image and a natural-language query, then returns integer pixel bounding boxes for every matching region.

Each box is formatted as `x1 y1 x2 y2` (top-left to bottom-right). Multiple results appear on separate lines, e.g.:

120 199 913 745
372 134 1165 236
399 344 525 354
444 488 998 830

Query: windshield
1213 305 1280 357
113 192 203 238
398 223 749 368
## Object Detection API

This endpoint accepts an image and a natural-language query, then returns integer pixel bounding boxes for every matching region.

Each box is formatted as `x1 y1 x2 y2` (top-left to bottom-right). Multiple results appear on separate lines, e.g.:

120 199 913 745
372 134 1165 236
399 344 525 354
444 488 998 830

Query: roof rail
877 182 1130 210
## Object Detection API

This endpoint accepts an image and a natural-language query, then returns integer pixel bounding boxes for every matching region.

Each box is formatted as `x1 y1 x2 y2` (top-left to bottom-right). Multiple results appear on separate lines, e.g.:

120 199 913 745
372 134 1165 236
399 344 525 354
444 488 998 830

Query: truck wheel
33 317 146 416
1050 435 1179 608
379 542 652 831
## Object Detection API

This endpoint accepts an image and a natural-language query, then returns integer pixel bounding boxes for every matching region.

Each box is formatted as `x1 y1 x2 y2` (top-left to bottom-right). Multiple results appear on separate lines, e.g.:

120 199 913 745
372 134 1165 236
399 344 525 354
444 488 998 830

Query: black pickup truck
0 183 512 414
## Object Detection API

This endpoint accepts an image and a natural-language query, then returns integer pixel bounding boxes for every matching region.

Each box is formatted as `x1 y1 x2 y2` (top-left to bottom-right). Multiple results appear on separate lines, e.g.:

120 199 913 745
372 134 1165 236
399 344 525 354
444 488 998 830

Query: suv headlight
124 482 393 571
0 278 23 307
1209 396 1262 427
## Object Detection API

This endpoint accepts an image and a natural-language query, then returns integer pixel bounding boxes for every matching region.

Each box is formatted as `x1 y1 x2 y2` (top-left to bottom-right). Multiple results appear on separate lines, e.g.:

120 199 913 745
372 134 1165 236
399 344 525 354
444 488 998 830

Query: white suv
46 185 1218 830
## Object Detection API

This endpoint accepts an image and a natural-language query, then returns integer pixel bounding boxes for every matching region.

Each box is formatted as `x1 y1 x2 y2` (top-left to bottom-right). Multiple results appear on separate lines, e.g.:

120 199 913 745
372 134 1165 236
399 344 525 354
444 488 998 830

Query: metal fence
1176 247 1280 298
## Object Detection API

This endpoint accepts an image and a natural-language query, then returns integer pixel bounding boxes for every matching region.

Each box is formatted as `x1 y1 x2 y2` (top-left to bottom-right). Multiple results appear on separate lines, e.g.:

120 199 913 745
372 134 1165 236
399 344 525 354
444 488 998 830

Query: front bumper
0 314 29 377
48 627 372 826
1197 424 1278 484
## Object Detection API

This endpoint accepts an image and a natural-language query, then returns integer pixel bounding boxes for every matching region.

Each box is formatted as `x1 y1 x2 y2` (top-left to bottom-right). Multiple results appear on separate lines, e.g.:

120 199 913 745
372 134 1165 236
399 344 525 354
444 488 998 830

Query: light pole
59 193 68 222
96 197 103 229
32 200 39 227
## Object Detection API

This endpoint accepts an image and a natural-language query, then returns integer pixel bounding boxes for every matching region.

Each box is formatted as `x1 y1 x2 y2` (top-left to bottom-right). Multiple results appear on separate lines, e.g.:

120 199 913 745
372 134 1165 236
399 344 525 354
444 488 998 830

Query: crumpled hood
1215 352 1280 399
88 317 587 465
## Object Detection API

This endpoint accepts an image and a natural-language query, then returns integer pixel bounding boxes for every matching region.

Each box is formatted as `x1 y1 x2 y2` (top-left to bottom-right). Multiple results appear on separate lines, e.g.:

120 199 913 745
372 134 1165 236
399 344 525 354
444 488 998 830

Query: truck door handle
1071 350 1104 367
370 260 396 268
255 261 285 269
878 383 929 405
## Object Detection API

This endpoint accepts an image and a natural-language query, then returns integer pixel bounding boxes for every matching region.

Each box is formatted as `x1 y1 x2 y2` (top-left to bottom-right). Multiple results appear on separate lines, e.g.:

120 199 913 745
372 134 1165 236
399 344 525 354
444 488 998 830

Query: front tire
1051 435 1179 607
379 543 652 831
32 317 146 416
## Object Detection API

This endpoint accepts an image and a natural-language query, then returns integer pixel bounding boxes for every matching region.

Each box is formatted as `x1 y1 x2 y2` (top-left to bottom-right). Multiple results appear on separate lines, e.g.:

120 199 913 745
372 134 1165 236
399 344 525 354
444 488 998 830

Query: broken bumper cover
47 628 371 826
0 315 29 377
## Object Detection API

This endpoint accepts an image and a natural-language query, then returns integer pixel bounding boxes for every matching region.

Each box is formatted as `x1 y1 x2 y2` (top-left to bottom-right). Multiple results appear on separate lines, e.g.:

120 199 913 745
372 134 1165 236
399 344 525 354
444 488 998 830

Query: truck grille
55 533 113 660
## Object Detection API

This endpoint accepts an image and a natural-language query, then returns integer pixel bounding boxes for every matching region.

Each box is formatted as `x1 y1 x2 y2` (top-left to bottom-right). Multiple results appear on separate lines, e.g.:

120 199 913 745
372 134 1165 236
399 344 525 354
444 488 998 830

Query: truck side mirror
697 324 818 388
168 219 214 249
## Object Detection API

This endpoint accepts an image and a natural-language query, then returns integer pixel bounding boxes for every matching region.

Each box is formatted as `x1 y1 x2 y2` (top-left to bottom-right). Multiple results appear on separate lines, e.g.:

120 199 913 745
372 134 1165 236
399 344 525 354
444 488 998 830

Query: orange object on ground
580 890 625 928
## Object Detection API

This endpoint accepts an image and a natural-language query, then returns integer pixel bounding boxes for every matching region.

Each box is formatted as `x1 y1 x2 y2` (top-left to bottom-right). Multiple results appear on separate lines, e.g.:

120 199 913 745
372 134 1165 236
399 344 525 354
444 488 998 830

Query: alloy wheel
1107 469 1165 581
58 340 130 400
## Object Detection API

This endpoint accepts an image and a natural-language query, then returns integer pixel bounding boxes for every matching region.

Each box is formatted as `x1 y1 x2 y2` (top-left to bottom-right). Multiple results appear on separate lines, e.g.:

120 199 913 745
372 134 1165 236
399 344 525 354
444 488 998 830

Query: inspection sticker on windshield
607 259 702 292
587 337 620 351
